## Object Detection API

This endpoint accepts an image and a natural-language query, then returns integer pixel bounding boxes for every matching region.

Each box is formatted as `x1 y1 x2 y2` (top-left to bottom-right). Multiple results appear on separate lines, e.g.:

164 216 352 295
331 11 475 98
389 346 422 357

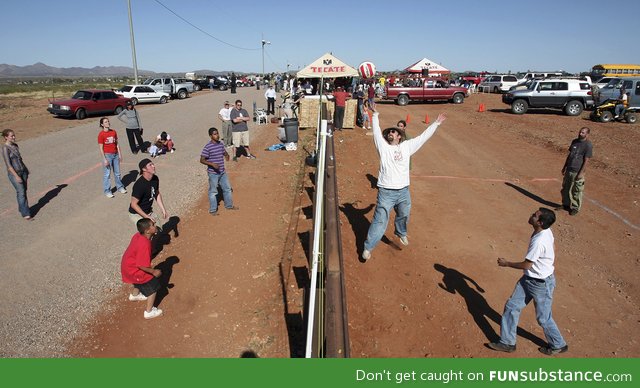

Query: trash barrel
283 118 299 143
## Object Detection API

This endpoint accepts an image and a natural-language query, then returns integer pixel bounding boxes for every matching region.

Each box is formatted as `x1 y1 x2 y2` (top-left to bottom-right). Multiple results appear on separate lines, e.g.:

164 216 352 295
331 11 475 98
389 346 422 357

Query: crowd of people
2 80 593 350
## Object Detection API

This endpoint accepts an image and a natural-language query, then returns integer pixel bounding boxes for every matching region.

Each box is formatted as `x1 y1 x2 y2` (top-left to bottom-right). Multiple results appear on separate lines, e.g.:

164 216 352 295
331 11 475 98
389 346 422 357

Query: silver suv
501 78 594 116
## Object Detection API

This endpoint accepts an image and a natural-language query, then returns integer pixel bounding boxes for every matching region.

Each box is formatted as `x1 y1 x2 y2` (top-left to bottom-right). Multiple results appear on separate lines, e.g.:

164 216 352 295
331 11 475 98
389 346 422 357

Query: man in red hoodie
331 86 350 131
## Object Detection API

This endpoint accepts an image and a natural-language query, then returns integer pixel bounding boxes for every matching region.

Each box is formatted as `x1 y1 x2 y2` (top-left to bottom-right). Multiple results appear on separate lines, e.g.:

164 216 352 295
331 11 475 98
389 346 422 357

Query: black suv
502 78 594 116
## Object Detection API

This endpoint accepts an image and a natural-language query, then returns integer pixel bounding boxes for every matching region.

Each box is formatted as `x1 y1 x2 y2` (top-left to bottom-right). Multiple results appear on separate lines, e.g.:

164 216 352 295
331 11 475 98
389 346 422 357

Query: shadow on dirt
505 182 561 208
30 184 67 217
121 170 138 188
154 256 179 306
152 216 180 258
434 263 546 347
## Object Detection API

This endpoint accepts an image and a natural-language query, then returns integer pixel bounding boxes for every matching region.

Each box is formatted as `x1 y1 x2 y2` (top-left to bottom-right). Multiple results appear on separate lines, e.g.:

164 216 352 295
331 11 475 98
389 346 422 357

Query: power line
153 0 260 51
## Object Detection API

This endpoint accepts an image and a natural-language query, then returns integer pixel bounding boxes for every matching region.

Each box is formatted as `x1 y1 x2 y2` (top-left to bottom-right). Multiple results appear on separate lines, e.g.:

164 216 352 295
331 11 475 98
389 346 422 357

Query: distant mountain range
0 63 232 77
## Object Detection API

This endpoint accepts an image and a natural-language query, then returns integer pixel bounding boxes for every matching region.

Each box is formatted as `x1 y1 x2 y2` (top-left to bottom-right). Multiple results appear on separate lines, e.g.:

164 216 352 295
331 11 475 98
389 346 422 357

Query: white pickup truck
142 77 194 99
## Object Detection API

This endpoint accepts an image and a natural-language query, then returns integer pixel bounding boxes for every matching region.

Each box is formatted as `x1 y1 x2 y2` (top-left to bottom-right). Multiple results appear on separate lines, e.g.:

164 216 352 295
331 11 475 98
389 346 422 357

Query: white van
520 71 564 81
478 74 520 93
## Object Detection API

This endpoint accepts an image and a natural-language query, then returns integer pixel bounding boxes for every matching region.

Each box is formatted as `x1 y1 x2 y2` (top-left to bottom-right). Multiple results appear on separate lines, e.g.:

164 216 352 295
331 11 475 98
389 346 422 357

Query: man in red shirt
98 117 126 198
331 86 350 131
121 218 163 319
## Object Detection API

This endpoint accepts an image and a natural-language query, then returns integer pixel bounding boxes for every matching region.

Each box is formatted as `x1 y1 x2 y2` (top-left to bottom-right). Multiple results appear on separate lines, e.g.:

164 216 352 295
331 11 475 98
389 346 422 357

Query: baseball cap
139 158 153 173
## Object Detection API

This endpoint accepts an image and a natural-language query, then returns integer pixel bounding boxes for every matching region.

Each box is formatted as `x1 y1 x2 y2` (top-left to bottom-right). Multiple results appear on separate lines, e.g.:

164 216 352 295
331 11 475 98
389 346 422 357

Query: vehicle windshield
142 79 153 85
71 91 93 100
118 86 133 92
527 82 537 90
603 79 622 89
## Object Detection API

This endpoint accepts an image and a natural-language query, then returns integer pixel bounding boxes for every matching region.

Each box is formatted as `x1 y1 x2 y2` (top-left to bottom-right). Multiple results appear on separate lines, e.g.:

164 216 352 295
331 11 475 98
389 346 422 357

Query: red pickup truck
383 78 469 106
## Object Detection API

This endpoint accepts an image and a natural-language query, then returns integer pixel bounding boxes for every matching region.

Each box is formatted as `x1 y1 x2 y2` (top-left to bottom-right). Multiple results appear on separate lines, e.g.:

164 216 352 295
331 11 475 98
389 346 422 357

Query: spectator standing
362 100 371 130
560 127 593 216
121 218 163 319
367 82 376 109
361 109 446 261
117 102 146 154
218 101 233 147
331 86 350 131
230 73 237 94
98 117 126 198
2 129 32 219
265 85 277 115
200 127 238 215
488 208 569 356
128 158 168 229
229 100 256 161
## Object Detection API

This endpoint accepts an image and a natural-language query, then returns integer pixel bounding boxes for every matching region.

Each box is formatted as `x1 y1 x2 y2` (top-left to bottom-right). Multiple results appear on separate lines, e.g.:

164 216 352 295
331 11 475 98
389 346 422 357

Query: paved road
0 87 269 356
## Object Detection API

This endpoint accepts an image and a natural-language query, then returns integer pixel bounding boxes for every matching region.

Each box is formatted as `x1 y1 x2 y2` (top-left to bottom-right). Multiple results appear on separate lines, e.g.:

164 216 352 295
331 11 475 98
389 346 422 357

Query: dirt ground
4 91 638 358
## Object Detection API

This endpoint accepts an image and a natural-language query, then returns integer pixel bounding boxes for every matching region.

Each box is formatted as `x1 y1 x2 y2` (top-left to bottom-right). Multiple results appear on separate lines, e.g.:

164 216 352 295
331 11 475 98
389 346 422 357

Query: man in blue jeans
200 127 239 215
361 108 446 261
488 208 569 356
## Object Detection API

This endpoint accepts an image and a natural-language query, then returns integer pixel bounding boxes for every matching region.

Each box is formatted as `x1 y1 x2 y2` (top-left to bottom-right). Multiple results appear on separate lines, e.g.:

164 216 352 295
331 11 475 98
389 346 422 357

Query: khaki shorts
232 131 250 147
128 212 162 231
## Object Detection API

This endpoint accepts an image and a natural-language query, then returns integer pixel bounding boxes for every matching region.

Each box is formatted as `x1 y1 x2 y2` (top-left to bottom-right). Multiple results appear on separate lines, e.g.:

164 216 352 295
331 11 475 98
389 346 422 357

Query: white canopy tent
297 52 359 78
405 57 451 76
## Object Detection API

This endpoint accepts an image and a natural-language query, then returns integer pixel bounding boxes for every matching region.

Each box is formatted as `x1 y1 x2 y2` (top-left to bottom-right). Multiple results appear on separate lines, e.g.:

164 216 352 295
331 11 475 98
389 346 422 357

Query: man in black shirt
561 127 593 216
129 158 168 229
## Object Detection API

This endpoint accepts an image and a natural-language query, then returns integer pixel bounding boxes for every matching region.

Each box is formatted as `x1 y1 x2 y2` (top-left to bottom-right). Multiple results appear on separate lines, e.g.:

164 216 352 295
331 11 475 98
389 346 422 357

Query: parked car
590 77 640 123
478 74 520 93
383 78 469 105
47 89 130 120
115 85 169 105
502 78 594 116
142 77 194 99
598 78 634 101
594 77 620 89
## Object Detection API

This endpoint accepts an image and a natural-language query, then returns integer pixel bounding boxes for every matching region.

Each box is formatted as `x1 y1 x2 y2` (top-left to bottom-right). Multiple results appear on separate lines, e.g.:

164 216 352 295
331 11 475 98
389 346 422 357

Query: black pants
334 106 345 130
126 128 145 153
267 98 276 115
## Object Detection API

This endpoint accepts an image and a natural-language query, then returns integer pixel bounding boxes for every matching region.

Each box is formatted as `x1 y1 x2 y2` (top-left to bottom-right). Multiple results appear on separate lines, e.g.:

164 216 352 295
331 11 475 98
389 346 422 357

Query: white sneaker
362 249 371 261
118 187 128 194
144 307 163 319
129 293 147 301
105 192 114 198
399 236 409 246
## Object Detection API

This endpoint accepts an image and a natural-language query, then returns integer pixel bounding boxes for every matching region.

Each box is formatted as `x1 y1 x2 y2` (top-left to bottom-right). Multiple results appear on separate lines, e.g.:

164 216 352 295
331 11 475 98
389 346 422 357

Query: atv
590 99 638 124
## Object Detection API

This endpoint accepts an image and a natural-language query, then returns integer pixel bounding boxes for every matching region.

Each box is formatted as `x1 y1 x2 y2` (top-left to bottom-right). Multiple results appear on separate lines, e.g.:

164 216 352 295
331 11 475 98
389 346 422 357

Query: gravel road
0 87 266 357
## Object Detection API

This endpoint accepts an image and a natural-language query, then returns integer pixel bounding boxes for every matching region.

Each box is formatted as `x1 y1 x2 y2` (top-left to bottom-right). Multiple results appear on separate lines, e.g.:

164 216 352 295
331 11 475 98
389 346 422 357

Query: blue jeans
364 186 411 252
103 153 124 194
8 171 30 217
208 171 233 213
499 274 567 348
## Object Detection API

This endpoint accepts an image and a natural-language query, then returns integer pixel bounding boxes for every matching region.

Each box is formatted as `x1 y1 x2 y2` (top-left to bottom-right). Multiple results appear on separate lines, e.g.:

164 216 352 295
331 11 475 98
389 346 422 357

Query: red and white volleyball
358 61 376 78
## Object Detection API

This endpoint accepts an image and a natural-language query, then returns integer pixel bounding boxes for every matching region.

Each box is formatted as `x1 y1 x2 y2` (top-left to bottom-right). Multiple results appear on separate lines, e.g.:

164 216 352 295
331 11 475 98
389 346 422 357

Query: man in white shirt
265 85 277 115
488 208 569 356
361 108 446 261
218 101 233 147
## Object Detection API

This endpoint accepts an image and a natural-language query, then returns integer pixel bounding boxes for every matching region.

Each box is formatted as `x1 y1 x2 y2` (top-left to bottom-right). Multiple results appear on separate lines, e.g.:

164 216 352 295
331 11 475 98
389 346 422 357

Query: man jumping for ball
361 106 446 261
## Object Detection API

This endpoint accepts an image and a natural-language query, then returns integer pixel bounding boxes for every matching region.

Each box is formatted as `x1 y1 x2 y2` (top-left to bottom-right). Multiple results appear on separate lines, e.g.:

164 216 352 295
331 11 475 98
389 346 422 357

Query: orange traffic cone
406 114 411 123
424 113 430 124
478 103 486 112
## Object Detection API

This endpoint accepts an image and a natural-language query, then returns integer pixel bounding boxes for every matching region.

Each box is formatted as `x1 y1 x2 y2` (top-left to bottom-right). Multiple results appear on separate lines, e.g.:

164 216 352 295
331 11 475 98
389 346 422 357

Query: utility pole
127 0 139 84
261 34 270 90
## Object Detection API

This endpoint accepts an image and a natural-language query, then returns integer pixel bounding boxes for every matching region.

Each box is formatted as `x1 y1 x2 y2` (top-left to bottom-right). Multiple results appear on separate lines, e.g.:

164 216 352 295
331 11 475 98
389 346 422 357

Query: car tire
493 86 500 94
130 97 138 106
159 96 168 104
219 85 228 91
625 112 637 124
177 89 188 99
564 101 583 116
193 84 202 91
600 111 613 122
75 108 87 120
114 106 124 115
452 93 464 104
511 99 528 114
397 95 409 106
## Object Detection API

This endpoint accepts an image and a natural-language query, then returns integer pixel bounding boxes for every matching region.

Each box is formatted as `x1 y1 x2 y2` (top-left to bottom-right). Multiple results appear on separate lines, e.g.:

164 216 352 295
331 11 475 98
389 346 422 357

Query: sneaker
170 149 174 153
118 187 127 194
362 249 371 261
144 307 163 319
209 211 219 216
487 342 516 353
226 206 240 211
232 156 238 162
129 293 147 301
247 154 257 159
105 192 114 198
538 344 568 356
399 236 409 246
569 208 579 216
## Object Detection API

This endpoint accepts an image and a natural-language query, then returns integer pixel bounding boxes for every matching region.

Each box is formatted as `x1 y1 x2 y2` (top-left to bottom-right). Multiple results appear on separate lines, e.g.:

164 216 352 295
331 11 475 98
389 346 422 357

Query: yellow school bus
591 64 640 78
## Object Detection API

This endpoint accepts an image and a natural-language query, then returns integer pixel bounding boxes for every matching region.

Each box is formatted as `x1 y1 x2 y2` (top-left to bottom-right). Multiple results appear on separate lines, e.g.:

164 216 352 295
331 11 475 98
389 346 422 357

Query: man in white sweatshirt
362 108 446 261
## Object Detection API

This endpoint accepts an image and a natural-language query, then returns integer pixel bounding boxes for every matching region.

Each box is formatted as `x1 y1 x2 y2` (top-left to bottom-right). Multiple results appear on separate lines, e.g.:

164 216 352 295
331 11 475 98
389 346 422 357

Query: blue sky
1 0 639 74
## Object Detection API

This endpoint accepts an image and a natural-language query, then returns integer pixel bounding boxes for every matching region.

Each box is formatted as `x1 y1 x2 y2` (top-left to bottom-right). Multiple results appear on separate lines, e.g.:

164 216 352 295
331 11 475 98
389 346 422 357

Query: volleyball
358 61 376 79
